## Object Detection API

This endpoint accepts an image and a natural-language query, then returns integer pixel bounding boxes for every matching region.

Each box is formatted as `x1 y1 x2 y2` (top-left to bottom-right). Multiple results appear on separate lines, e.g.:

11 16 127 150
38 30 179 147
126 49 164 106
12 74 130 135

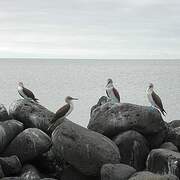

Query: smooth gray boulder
146 149 180 177
3 128 52 163
101 163 136 180
0 104 9 122
52 120 121 176
0 120 24 153
160 142 178 152
88 99 166 137
129 171 179 180
20 164 41 180
9 99 54 133
113 130 149 170
0 155 22 176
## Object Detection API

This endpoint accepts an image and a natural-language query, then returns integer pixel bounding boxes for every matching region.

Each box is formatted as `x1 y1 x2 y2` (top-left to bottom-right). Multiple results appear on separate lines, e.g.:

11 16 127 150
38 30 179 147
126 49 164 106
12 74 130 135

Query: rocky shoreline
0 97 180 180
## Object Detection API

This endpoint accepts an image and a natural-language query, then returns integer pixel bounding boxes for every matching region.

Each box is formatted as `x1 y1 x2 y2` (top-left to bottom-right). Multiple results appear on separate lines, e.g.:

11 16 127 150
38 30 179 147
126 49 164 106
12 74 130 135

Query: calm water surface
0 59 179 126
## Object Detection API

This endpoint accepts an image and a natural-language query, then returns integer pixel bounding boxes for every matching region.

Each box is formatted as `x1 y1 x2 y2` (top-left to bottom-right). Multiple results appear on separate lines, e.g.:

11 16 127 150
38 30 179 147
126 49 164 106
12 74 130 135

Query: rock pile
0 97 180 180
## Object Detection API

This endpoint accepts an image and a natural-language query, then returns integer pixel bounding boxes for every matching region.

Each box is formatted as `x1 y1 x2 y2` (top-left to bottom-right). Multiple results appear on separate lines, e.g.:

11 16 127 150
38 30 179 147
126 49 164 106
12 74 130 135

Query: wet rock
88 100 166 137
3 128 52 163
0 164 4 178
0 120 24 153
0 104 9 122
160 142 178 152
52 120 121 176
101 163 136 180
129 171 179 180
20 164 41 180
61 166 97 180
146 148 180 177
167 127 180 150
0 155 22 176
169 120 180 129
9 99 54 133
113 130 149 170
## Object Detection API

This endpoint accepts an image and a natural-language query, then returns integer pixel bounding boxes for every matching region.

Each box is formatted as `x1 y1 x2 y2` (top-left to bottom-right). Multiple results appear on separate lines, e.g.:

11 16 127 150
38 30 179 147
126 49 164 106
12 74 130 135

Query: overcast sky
0 0 180 59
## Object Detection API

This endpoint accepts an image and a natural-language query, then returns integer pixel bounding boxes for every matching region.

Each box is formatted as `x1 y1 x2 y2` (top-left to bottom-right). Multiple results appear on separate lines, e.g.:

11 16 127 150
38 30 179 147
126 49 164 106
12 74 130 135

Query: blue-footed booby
147 83 166 116
18 82 39 102
106 78 120 103
48 96 78 130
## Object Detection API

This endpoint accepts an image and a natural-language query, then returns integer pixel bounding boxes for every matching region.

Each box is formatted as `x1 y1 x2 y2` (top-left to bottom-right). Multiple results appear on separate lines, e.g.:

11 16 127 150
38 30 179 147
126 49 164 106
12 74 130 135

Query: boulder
169 120 180 129
52 120 121 176
32 149 62 178
113 130 149 170
146 149 180 177
9 99 54 133
160 142 178 152
41 179 58 180
88 100 166 137
61 166 98 180
101 163 136 180
20 164 41 180
0 120 24 153
3 128 52 163
0 164 4 178
0 104 9 122
0 155 22 176
129 171 179 180
167 127 180 150
1 178 22 180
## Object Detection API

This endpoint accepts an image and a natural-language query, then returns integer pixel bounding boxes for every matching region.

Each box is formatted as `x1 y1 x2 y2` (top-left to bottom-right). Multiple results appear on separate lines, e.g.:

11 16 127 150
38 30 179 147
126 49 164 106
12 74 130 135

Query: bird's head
65 96 78 103
18 82 24 87
148 83 154 90
106 78 113 87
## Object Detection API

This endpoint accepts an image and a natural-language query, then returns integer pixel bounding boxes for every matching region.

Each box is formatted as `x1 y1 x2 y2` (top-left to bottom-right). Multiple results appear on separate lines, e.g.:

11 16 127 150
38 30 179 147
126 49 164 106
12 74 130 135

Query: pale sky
0 0 180 59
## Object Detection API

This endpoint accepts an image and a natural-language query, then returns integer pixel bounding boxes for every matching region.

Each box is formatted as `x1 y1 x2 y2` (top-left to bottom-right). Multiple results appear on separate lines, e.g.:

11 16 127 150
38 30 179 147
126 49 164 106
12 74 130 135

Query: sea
0 59 179 127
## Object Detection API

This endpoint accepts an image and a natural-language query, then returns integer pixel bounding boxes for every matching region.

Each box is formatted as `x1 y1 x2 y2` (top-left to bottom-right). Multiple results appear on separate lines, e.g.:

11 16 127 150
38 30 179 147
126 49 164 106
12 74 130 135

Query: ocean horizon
0 59 179 127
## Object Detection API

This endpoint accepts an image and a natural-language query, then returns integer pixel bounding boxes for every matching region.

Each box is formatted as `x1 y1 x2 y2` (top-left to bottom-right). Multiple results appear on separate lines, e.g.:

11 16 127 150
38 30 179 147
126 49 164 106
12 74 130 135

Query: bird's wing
23 87 36 100
151 91 164 110
50 104 70 124
113 87 120 102
106 89 109 97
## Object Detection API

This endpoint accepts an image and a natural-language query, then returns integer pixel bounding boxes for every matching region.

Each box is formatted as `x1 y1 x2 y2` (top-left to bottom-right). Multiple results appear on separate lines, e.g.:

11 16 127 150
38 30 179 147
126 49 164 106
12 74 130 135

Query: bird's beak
72 98 78 100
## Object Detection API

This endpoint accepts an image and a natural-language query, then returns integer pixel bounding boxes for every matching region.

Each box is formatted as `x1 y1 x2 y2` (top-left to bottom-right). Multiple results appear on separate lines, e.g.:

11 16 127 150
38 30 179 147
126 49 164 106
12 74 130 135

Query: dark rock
146 126 168 149
3 128 52 163
0 155 22 176
0 104 9 122
0 164 4 178
41 179 58 180
32 149 62 178
20 164 41 179
167 127 180 150
9 99 54 133
101 163 136 180
61 166 97 180
160 142 178 152
0 120 24 153
1 177 22 180
88 100 166 137
146 148 180 177
113 130 149 170
52 120 121 176
169 120 180 129
129 171 179 180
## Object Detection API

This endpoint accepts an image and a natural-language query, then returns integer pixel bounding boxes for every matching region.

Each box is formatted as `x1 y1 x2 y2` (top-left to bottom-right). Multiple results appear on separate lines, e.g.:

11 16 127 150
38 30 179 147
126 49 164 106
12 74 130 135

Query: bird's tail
34 98 39 103
161 109 167 116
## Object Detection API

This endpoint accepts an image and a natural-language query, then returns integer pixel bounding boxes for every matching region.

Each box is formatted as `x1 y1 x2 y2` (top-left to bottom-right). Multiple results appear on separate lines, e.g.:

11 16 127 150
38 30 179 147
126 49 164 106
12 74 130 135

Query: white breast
106 87 119 103
18 86 28 99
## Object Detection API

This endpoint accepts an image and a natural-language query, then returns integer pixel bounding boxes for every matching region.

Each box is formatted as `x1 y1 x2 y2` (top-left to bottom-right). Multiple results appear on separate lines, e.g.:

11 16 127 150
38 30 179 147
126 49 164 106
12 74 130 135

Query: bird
18 82 39 102
106 78 120 103
48 96 78 131
147 83 166 116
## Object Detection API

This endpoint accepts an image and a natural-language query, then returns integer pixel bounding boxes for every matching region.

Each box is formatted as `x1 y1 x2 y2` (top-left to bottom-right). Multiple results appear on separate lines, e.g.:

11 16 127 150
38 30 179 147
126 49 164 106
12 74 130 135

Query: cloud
0 0 179 58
